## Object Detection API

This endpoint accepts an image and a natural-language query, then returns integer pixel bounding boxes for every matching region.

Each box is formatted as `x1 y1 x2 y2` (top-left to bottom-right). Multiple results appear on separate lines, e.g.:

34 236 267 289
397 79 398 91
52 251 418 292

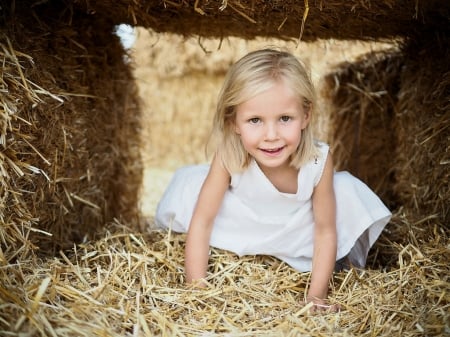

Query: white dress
155 142 392 271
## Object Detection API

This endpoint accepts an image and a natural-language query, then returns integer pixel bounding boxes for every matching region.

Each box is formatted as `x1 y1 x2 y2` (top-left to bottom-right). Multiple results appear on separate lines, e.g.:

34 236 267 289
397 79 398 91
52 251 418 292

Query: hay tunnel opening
132 30 397 225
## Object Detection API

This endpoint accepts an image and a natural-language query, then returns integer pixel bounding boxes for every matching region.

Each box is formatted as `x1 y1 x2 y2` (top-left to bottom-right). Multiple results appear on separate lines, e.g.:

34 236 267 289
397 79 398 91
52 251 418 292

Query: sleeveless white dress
155 142 392 271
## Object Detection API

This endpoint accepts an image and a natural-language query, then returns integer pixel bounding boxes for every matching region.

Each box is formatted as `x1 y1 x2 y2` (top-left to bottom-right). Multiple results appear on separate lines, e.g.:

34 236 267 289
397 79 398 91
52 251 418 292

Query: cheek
286 126 303 145
238 133 252 147
238 128 258 149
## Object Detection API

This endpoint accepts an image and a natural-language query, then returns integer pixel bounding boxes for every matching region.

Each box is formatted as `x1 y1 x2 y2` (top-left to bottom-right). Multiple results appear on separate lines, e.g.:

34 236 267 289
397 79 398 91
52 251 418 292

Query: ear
301 103 312 129
234 122 241 135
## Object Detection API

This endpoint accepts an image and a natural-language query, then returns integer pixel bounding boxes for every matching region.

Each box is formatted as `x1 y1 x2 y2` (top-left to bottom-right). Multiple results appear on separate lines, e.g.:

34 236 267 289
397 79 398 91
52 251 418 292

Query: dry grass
1 212 448 336
393 34 450 225
73 0 449 42
322 47 403 207
322 31 449 225
0 4 143 256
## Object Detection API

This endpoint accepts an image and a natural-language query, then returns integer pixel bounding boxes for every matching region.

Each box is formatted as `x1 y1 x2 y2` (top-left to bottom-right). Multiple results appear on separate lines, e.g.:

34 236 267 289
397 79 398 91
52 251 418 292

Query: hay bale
321 31 448 254
394 32 450 226
0 2 142 258
73 0 449 42
321 48 403 208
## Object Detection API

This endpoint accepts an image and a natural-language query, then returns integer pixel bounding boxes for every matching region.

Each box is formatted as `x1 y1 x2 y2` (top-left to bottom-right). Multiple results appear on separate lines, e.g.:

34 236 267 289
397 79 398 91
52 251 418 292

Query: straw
0 215 448 336
69 1 449 42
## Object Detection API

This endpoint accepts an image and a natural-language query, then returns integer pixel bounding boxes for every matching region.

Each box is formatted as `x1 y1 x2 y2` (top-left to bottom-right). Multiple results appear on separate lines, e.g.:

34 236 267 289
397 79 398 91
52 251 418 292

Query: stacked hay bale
77 0 439 42
321 33 448 272
0 2 142 259
394 32 449 227
321 31 449 236
322 48 403 208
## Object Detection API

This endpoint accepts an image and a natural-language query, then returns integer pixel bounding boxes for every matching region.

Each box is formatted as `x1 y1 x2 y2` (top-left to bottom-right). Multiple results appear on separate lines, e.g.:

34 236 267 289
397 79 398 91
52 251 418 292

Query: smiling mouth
260 146 284 155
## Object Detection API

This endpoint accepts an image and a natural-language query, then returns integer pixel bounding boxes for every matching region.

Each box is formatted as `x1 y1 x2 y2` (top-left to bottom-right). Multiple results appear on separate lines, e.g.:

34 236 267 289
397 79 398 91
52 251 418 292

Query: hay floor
1 212 448 336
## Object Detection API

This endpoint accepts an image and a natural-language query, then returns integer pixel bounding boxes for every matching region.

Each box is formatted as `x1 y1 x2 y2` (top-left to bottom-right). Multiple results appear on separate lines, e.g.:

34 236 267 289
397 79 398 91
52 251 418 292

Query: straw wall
0 2 142 258
321 32 449 270
73 0 449 42
394 32 450 226
323 32 449 227
322 49 403 208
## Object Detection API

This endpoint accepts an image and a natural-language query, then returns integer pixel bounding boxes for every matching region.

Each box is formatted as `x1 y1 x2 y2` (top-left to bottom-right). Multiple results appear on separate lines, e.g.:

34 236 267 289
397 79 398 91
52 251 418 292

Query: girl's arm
308 152 337 303
184 155 230 285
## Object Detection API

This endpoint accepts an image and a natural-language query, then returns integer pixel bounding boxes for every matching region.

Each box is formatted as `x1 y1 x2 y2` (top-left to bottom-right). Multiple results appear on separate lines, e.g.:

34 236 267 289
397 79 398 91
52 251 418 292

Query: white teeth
263 147 282 152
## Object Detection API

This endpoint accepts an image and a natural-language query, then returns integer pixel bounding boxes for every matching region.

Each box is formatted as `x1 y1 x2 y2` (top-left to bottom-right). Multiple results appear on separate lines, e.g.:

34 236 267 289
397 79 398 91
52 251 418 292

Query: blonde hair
209 48 320 173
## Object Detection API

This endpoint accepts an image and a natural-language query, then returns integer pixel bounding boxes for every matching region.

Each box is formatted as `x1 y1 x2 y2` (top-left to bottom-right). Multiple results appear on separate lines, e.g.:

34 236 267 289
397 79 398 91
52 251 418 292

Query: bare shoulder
193 155 230 220
312 150 336 225
203 155 231 191
315 150 334 193
323 150 334 174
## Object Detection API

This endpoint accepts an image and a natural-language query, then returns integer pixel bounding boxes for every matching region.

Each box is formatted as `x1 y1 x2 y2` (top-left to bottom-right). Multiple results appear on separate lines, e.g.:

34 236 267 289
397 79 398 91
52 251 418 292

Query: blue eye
249 117 260 124
280 116 291 122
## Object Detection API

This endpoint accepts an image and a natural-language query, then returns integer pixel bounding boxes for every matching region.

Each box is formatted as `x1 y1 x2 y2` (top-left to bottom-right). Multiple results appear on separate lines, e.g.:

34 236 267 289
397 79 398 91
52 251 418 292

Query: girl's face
234 80 310 172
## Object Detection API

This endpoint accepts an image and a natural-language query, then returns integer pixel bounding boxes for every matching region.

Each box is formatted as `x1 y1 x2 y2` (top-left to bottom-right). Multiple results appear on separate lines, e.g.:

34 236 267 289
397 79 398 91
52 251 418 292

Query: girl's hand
186 278 209 289
301 296 341 313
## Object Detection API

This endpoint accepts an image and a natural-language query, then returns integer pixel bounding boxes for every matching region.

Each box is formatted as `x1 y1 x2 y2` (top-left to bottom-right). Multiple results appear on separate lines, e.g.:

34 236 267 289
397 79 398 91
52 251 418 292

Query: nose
264 122 279 140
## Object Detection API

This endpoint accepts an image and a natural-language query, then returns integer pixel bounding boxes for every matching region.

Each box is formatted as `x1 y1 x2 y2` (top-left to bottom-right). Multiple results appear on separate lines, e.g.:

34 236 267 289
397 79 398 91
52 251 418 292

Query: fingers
309 302 341 313
185 278 210 289
300 299 341 313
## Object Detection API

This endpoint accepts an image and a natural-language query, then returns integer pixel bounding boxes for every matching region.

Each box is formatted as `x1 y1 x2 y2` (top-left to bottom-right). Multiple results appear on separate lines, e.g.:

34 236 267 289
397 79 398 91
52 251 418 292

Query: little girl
155 48 391 310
